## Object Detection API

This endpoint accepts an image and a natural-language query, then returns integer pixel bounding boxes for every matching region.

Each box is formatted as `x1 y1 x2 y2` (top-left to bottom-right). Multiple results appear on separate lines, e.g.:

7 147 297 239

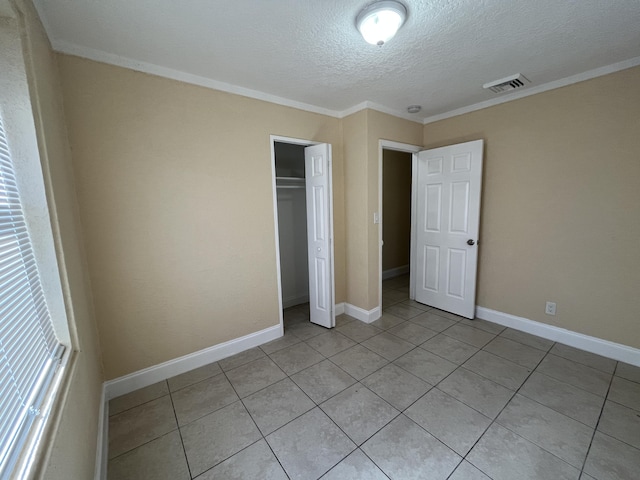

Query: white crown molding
339 101 370 118
362 101 424 123
476 306 640 367
339 100 422 123
52 39 345 119
47 39 425 125
41 30 640 131
423 55 640 125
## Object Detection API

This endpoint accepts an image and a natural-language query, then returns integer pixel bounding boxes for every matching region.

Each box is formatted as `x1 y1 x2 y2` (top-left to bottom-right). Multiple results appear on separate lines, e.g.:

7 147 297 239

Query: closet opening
271 136 336 334
274 141 310 331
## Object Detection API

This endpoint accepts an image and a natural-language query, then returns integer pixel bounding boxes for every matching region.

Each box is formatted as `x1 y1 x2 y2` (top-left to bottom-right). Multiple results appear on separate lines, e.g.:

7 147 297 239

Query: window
0 116 64 477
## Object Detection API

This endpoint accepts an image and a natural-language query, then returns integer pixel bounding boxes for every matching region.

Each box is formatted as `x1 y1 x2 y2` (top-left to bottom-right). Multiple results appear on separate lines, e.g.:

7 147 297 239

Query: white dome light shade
356 1 407 46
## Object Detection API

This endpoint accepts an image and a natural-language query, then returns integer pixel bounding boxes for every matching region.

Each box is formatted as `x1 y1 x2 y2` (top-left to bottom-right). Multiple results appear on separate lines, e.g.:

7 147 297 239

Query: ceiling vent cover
483 74 530 94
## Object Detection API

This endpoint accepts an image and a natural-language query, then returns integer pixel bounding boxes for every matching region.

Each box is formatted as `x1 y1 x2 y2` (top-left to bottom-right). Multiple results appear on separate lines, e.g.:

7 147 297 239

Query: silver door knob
317 247 321 252
467 239 475 246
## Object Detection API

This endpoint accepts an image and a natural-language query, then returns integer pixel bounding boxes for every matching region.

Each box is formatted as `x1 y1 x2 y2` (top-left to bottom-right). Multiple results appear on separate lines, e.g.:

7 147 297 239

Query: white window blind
0 115 64 474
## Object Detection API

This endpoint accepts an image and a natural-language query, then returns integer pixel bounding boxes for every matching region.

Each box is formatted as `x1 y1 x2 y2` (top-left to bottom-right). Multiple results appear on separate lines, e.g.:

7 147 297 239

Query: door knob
467 239 475 246
317 247 321 252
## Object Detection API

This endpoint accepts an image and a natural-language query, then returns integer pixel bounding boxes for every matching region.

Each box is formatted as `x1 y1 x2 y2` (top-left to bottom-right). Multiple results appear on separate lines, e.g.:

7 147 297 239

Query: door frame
270 135 334 334
378 140 423 314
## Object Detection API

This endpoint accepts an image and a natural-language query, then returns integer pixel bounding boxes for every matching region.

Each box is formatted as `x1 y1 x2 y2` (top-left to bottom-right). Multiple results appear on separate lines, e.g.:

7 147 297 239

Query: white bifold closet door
304 144 335 328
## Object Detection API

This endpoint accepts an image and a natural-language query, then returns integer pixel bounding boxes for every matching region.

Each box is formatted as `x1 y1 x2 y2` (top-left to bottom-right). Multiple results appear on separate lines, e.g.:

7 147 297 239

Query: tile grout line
297 314 471 477
350 329 497 479
106 309 421 468
167 379 194 479
263 338 377 479
238 332 407 479
106 385 185 464
107 391 171 418
465 340 620 476
214 365 293 479
168 359 276 478
109 294 637 479
514 370 608 429
451 340 557 479
234 371 294 480
579 363 617 477
108 329 607 478
275 308 435 478
105 427 182 463
391 348 496 477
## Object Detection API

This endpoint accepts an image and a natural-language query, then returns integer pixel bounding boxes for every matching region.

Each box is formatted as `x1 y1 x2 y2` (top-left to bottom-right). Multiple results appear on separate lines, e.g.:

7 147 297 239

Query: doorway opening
378 139 484 319
377 140 422 314
271 136 336 335
381 148 413 306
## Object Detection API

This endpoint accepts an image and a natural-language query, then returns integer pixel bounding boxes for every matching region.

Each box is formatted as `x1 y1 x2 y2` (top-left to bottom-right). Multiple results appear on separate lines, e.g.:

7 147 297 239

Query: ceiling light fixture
407 105 422 114
356 1 407 46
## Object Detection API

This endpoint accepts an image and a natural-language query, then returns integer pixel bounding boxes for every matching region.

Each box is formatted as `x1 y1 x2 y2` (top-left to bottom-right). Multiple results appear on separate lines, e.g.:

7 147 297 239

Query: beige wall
342 110 369 309
14 1 104 478
57 55 345 379
366 111 423 309
343 110 422 310
423 66 640 349
382 149 412 271
7 4 640 476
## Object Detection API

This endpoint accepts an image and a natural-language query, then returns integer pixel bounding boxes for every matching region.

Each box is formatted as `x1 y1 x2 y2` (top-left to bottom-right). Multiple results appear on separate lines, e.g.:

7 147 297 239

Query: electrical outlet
545 301 556 316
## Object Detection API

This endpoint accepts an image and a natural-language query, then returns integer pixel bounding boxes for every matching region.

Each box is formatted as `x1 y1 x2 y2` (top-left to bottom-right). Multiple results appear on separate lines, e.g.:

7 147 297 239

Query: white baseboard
104 324 283 400
282 294 309 309
382 265 409 281
344 303 381 324
476 307 640 367
94 383 108 480
335 302 345 316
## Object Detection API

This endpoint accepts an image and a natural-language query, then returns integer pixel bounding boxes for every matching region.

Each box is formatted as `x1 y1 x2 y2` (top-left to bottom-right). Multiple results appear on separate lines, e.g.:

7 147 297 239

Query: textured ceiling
35 0 640 121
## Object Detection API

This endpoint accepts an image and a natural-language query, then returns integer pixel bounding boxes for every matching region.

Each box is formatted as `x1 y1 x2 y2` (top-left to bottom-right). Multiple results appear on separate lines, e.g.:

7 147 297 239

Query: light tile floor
107 274 640 480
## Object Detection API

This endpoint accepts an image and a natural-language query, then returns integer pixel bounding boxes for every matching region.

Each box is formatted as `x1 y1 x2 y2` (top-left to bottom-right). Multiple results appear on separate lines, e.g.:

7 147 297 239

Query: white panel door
305 144 335 328
414 140 483 319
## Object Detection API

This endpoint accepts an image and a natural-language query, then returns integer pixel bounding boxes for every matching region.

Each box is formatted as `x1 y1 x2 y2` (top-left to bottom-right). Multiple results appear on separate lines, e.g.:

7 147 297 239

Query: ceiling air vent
483 74 530 94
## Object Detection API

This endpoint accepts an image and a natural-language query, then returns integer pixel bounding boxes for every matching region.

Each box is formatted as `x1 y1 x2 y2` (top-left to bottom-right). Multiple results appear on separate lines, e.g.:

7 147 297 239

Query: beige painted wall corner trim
344 303 381 324
476 307 640 367
104 324 282 400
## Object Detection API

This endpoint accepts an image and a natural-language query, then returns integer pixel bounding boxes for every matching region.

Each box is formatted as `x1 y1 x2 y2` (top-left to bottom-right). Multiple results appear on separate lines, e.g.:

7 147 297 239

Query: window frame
0 14 73 479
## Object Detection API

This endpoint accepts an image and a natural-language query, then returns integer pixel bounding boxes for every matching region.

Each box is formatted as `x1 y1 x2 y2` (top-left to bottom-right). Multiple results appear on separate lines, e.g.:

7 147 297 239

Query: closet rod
277 185 305 189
